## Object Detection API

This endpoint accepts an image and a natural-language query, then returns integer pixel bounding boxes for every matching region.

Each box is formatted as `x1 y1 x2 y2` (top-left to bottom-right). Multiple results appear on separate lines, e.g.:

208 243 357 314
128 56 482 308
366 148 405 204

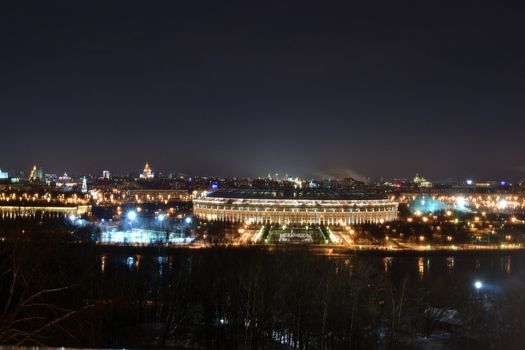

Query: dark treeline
1 234 525 349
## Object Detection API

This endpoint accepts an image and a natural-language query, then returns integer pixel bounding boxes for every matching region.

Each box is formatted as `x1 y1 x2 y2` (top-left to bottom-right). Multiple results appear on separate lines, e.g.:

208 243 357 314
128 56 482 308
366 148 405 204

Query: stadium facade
193 188 398 225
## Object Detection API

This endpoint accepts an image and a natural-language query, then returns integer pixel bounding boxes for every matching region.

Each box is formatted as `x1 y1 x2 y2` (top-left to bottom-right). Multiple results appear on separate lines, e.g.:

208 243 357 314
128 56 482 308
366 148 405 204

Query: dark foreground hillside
1 232 525 349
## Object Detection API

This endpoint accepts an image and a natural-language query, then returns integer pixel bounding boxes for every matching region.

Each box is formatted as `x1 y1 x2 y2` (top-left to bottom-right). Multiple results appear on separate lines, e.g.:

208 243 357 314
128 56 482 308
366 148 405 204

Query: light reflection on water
446 256 455 270
157 256 167 276
124 255 142 270
418 257 425 279
102 252 525 288
383 257 393 272
100 254 106 273
503 256 511 274
126 256 134 269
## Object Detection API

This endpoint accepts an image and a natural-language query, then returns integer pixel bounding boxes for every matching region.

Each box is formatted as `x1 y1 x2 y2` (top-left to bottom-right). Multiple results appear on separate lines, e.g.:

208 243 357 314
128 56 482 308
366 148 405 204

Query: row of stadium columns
194 208 397 225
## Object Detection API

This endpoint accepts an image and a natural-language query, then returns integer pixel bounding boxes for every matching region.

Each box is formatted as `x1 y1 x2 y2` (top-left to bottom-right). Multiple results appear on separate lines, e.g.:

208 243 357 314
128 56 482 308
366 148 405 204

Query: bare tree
0 244 93 346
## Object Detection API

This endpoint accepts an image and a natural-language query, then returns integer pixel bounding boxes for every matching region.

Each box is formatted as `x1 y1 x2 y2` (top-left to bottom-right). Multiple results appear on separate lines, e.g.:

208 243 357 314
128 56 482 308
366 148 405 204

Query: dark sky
1 1 525 180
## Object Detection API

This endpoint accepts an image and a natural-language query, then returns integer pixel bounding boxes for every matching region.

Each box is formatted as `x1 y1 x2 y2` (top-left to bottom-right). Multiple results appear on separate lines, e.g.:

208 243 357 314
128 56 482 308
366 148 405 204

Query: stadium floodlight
127 211 137 221
456 196 467 208
497 199 508 210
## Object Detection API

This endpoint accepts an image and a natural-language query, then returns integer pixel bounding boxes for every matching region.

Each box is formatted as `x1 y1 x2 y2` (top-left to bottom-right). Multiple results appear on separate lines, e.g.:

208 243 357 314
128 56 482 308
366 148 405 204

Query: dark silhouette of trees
0 240 94 346
2 229 525 349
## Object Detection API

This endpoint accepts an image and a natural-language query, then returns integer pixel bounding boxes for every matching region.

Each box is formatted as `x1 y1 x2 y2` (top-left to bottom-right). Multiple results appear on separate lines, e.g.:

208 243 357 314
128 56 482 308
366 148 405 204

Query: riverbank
90 241 525 257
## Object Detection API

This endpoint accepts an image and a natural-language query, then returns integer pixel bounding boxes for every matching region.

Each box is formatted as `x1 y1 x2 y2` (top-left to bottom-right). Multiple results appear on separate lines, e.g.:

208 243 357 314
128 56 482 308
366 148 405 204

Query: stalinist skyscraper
139 162 155 180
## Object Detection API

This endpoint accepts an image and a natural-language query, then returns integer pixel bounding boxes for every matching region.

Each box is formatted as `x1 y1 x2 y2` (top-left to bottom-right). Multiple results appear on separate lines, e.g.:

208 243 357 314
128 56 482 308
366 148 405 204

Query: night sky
1 1 525 180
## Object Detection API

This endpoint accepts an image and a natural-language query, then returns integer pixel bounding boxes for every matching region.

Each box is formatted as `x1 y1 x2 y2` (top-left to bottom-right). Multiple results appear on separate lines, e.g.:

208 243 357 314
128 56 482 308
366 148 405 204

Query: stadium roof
206 188 386 200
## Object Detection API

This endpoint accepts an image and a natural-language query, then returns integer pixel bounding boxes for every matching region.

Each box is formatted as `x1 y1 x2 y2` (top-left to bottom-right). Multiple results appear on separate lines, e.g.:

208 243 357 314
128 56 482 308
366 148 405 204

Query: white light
474 280 483 290
497 199 508 210
157 214 165 222
68 214 77 221
127 211 137 221
185 217 192 224
466 179 473 185
456 196 467 208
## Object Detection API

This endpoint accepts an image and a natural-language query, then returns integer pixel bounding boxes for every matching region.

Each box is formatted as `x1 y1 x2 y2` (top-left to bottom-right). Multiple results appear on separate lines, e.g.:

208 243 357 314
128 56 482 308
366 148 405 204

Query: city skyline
0 161 520 184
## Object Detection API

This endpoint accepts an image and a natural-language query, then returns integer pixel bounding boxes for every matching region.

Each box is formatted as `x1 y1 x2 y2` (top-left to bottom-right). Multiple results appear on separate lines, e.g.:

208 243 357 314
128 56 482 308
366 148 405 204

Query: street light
185 216 192 224
127 211 137 221
474 280 483 290
157 214 166 235
127 211 137 231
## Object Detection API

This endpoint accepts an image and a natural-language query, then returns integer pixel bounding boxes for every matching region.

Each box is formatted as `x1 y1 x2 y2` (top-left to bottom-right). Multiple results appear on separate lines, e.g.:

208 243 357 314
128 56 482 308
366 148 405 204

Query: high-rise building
0 169 8 180
81 177 88 193
139 162 155 180
102 170 111 180
28 165 43 181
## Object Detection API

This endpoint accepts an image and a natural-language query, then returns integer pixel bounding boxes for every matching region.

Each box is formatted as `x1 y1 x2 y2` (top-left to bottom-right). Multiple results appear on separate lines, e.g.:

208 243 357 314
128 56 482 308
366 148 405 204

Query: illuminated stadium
193 188 398 225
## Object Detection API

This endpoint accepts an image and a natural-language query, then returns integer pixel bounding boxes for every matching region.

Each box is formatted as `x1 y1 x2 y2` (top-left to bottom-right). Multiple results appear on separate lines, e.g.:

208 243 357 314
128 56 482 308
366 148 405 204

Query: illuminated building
413 173 432 188
139 162 155 180
123 189 190 203
400 191 525 214
28 165 43 181
0 170 8 180
56 172 77 189
81 177 88 193
28 165 37 181
0 205 90 219
102 170 111 179
193 188 398 225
